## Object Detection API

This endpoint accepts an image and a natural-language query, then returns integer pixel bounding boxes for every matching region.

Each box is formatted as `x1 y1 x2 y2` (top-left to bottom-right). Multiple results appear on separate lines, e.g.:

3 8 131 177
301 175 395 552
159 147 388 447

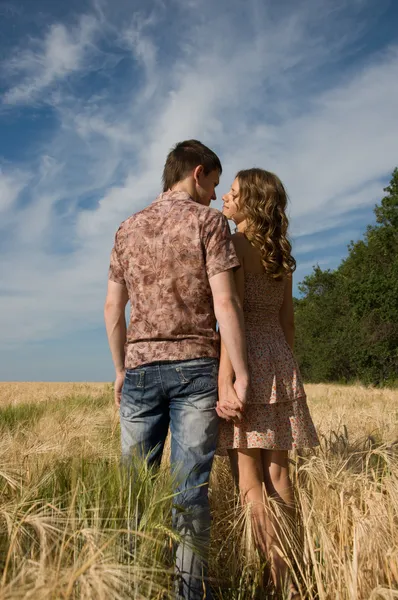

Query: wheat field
0 382 397 599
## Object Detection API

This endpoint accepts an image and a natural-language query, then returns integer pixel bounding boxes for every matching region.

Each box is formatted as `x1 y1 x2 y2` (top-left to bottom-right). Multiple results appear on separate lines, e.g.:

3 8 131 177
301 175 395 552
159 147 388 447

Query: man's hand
114 370 125 408
104 280 128 405
216 380 245 422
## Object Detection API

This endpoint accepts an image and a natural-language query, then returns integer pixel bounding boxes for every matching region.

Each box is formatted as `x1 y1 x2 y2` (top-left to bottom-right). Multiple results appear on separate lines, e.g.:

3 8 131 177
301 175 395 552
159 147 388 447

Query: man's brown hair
162 139 222 192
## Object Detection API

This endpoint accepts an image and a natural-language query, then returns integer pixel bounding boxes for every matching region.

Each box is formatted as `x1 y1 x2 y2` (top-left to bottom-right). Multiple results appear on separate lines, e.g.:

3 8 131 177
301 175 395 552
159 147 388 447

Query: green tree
295 168 398 386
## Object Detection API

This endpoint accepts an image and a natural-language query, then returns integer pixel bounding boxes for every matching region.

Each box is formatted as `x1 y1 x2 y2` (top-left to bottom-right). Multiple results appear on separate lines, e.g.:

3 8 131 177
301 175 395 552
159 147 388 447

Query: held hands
216 377 249 422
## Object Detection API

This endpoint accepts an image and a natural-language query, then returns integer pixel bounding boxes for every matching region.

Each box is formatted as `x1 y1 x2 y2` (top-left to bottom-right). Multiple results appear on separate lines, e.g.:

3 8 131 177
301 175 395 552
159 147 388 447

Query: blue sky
1 0 398 381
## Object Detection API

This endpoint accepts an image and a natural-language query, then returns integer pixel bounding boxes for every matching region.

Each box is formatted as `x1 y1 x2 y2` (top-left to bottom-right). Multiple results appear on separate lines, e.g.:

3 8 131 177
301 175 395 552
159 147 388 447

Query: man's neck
171 179 195 200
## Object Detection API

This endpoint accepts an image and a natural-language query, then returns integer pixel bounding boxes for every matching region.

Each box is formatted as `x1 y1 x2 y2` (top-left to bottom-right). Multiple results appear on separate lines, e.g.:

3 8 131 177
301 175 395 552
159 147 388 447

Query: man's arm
203 213 248 412
218 234 245 384
104 280 129 406
216 234 247 420
209 269 249 410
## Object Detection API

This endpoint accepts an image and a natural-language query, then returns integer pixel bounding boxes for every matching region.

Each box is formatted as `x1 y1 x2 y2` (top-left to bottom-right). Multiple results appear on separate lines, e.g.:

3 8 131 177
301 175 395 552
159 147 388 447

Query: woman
216 169 319 599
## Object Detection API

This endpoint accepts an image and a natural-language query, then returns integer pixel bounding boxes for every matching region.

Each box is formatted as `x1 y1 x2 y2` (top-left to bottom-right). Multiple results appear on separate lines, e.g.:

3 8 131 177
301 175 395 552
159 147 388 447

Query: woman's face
222 177 246 225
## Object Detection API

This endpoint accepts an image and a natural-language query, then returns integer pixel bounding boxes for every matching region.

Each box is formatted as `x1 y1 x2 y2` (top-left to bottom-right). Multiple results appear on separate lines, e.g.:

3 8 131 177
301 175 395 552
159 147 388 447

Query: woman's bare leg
262 449 299 597
228 448 272 591
228 449 299 596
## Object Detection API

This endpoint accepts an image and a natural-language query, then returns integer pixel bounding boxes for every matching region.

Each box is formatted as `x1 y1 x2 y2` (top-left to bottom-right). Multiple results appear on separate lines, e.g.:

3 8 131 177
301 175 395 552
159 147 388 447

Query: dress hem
215 441 319 456
245 393 308 406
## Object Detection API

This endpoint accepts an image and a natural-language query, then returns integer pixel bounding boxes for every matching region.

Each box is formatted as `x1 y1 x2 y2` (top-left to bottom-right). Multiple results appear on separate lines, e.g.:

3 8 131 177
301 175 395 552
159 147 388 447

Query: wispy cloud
0 0 397 378
0 167 29 211
294 230 360 257
2 14 99 105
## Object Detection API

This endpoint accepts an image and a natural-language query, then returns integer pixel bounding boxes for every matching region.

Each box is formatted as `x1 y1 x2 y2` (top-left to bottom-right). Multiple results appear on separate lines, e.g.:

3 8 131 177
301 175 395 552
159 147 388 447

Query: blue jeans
120 357 219 600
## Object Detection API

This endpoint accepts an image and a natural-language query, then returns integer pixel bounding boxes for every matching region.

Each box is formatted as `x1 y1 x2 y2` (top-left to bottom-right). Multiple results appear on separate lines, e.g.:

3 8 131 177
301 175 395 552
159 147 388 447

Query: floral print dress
217 272 319 453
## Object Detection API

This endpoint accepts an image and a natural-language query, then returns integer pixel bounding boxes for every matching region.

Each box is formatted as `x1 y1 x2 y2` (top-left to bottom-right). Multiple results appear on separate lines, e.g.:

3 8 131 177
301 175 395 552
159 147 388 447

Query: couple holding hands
105 139 318 599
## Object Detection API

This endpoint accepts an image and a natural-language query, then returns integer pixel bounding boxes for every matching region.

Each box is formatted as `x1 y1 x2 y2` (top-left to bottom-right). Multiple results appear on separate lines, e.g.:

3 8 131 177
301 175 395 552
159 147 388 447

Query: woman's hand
216 380 245 422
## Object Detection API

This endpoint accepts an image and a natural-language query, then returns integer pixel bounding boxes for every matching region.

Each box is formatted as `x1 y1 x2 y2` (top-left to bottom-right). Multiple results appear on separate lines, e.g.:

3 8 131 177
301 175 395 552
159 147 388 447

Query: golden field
0 382 397 599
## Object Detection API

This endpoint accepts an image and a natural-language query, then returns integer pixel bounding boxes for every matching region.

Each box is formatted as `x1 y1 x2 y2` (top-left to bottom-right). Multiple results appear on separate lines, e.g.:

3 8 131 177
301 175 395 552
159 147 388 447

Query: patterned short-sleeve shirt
108 190 240 369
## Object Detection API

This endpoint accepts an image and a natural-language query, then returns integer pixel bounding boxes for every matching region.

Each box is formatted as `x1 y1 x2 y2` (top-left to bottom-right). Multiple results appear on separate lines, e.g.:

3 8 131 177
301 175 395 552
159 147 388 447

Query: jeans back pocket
176 359 218 394
120 369 146 418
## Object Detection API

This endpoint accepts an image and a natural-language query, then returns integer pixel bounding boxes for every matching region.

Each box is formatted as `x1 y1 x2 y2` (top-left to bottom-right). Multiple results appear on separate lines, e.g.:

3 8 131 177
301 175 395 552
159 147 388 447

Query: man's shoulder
116 200 227 235
194 204 228 223
156 196 227 227
116 203 155 230
167 198 222 217
199 204 223 217
182 205 230 240
199 206 231 233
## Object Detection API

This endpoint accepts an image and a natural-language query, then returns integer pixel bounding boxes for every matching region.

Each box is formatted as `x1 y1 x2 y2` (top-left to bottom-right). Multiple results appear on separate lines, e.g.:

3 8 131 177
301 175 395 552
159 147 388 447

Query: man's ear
193 164 204 184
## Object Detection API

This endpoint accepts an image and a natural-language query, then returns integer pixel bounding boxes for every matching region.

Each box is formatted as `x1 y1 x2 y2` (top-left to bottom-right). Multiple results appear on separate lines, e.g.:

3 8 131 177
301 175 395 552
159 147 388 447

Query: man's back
104 139 248 600
109 190 239 368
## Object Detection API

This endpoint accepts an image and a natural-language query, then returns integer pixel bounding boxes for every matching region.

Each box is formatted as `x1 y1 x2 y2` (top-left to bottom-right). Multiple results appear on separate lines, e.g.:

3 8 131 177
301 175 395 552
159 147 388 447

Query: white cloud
0 167 28 211
1 15 99 105
280 48 398 224
294 230 360 256
120 15 159 102
0 0 397 359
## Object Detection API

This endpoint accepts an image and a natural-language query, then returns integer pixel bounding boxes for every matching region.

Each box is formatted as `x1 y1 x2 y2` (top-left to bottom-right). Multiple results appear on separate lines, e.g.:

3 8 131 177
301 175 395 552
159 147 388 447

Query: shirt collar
154 190 195 203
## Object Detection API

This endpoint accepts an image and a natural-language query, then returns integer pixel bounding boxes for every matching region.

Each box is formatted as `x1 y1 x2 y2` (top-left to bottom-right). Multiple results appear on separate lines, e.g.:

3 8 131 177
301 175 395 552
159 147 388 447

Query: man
104 139 249 599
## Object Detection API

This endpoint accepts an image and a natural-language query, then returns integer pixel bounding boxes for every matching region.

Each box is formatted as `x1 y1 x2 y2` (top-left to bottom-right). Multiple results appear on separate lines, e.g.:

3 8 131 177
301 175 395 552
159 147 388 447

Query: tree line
294 168 398 386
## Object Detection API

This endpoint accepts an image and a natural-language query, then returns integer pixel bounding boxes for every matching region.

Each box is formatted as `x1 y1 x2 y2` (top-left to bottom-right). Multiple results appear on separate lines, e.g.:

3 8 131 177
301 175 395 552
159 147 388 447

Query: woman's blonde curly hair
236 168 296 279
